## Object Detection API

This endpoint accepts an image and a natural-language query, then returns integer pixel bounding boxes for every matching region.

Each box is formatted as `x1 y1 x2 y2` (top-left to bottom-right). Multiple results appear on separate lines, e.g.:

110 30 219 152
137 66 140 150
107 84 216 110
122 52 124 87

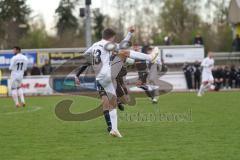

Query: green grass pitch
0 92 239 160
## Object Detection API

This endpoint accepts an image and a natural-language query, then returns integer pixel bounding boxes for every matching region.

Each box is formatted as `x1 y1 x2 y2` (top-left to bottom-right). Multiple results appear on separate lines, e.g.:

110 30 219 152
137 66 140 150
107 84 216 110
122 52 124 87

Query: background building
229 0 240 36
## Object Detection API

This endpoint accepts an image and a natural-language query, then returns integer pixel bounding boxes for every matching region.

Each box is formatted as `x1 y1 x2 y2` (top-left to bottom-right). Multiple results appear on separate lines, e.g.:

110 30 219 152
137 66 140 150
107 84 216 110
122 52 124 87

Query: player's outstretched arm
75 64 90 85
117 26 135 50
75 45 95 85
123 26 135 42
83 46 93 56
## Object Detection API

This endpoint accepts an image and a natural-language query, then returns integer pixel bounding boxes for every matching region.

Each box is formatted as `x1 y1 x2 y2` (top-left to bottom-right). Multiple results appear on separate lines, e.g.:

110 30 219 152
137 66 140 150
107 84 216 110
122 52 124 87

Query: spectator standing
42 60 52 75
236 67 240 88
223 66 231 89
229 65 237 89
193 33 204 45
164 36 171 45
213 66 224 91
31 63 41 75
193 61 201 90
183 63 194 90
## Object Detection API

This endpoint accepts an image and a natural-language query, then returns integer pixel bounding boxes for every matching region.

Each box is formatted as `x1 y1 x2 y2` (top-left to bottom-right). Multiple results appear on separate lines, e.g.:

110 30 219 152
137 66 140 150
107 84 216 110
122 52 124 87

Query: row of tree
0 0 233 52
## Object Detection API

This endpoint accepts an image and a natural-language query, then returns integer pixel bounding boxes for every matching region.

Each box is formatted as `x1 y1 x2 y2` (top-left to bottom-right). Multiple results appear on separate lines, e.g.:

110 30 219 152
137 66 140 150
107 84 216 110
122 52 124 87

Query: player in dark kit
135 45 161 103
111 53 136 111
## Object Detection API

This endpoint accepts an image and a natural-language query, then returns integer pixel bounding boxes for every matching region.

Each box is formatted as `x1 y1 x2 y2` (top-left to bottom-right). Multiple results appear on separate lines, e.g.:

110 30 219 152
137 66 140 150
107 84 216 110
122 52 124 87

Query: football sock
103 110 112 132
109 109 118 131
199 84 205 95
18 88 25 104
12 89 19 105
129 50 151 61
139 85 154 99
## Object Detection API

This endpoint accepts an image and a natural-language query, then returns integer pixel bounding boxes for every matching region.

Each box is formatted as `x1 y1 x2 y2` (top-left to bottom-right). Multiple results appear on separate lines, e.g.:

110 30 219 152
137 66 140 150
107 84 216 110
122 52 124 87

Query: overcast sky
26 0 222 35
26 0 106 35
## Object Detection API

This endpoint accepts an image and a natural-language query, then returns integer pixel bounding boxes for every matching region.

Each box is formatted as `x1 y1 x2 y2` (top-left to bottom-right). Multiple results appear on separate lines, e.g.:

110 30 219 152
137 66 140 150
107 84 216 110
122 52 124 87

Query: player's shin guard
103 110 112 132
17 88 25 104
109 109 118 131
12 89 19 106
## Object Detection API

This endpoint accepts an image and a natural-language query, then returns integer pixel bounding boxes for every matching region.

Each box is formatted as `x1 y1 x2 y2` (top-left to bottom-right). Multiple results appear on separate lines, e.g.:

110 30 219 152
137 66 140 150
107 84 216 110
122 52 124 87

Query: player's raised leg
118 47 160 63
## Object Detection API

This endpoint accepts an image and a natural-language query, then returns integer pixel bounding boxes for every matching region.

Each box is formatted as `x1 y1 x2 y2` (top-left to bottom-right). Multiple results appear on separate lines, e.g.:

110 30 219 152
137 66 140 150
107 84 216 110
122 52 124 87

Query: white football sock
129 50 151 61
198 84 205 95
109 109 118 131
12 89 19 105
18 88 25 104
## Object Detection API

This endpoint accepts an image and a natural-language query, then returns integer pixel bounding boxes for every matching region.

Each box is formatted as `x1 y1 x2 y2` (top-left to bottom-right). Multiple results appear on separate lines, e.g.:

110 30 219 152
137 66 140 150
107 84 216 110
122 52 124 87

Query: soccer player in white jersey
198 52 215 97
9 46 28 107
76 28 131 138
75 28 159 138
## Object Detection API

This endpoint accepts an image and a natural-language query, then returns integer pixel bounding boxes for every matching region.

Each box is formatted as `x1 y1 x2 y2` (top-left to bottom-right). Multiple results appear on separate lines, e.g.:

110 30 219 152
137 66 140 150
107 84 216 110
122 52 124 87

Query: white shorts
96 79 116 99
11 77 23 89
202 72 214 83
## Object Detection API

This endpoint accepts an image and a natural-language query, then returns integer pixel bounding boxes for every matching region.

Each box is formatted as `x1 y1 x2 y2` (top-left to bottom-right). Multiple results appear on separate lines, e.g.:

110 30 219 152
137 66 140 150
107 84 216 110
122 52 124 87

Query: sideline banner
52 77 96 93
8 76 53 95
0 52 37 68
50 52 83 65
37 52 49 67
162 47 204 64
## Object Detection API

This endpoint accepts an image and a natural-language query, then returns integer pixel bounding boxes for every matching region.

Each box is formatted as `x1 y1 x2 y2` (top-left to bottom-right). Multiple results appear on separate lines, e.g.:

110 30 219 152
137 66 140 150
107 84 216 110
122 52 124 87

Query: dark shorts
138 71 148 84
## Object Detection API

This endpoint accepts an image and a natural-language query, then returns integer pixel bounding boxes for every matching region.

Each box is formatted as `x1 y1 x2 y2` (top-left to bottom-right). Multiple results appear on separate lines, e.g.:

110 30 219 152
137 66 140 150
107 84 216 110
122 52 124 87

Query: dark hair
13 46 21 52
102 28 116 40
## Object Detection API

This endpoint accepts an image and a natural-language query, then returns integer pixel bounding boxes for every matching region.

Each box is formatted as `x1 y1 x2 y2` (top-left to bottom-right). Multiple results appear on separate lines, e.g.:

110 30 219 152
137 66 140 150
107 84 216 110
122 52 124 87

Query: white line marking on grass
2 106 42 115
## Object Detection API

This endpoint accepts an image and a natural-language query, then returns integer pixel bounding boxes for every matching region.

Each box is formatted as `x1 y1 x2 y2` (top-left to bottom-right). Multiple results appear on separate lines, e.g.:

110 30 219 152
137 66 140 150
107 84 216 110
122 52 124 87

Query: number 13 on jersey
93 49 102 65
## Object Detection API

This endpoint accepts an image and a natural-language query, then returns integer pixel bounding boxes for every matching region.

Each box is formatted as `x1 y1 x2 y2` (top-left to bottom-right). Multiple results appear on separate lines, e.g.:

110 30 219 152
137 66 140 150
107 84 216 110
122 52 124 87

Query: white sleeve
9 57 14 70
201 59 208 67
210 60 214 70
122 32 132 42
116 32 132 50
24 57 29 71
83 46 93 55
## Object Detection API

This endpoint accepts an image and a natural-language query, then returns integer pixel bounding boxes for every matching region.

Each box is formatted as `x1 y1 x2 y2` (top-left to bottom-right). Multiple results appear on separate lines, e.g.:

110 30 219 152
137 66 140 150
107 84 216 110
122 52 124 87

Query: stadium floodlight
79 1 92 47
80 8 85 17
85 0 92 47
86 0 91 5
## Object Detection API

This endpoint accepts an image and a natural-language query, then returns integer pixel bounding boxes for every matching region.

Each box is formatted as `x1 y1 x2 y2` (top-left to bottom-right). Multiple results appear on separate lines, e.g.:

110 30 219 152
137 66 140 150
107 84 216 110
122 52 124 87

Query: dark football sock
103 110 112 132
